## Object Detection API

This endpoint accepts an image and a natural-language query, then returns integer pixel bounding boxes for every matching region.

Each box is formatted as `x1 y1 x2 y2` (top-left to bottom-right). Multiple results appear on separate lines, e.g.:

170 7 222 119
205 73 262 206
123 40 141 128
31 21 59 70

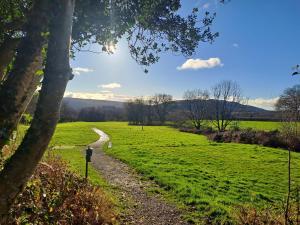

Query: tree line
126 80 244 132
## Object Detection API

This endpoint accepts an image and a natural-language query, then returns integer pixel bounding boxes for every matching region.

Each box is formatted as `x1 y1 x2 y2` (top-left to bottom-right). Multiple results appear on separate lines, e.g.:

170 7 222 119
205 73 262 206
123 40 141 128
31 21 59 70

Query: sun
106 42 116 54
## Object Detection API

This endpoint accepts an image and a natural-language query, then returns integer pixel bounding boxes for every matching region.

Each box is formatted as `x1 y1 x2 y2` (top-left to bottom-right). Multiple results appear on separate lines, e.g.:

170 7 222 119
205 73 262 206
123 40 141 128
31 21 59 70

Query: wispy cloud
72 67 94 75
247 97 279 110
100 90 112 93
233 43 239 48
64 91 131 101
202 3 210 9
177 58 223 70
98 82 122 89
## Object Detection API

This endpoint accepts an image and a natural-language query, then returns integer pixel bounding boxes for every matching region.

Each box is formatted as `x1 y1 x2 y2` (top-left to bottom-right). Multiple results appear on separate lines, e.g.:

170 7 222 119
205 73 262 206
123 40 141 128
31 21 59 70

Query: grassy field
183 120 281 131
49 122 106 186
17 123 112 188
91 122 300 223
18 121 298 223
237 121 281 131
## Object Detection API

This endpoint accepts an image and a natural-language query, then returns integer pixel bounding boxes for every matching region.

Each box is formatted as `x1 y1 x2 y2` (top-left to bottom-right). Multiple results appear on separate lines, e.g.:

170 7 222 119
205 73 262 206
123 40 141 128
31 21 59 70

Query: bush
205 128 300 151
239 128 257 144
235 201 300 225
209 132 225 142
8 154 116 225
235 205 284 225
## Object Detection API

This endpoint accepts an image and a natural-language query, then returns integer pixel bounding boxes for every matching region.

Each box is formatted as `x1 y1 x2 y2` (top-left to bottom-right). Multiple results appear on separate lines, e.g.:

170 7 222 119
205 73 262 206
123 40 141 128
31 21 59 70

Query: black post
85 146 93 179
85 159 88 179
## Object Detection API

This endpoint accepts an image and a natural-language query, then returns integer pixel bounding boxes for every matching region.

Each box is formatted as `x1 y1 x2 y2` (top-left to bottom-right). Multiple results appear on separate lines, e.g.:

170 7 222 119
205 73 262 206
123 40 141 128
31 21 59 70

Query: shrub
235 205 284 225
235 200 300 225
205 128 300 152
209 132 225 142
8 154 116 225
239 128 257 144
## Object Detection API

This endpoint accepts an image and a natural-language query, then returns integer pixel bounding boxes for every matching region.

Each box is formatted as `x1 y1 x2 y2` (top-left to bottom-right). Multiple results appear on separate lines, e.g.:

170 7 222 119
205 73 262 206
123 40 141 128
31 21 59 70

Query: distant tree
126 98 146 127
152 94 173 125
276 85 300 121
100 106 126 121
211 80 242 132
59 102 78 122
78 107 105 122
183 89 210 130
167 109 188 128
145 99 155 125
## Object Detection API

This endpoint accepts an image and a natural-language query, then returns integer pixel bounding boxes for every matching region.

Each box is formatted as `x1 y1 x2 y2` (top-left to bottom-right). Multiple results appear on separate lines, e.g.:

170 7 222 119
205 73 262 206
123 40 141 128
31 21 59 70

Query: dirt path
89 128 188 225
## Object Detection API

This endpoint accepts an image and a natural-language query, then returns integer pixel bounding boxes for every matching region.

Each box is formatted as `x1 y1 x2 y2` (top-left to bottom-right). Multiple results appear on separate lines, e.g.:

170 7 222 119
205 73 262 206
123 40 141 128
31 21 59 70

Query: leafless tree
152 94 173 125
276 85 300 224
183 89 210 130
211 80 242 132
276 84 300 121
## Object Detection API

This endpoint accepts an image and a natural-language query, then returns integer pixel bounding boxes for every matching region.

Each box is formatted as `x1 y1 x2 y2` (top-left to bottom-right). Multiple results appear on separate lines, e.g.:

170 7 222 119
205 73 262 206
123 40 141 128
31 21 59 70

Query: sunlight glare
106 41 116 54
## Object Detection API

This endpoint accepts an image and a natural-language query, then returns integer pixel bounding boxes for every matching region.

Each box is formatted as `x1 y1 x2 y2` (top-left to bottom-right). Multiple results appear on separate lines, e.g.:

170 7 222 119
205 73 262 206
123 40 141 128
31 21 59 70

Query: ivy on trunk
0 0 75 220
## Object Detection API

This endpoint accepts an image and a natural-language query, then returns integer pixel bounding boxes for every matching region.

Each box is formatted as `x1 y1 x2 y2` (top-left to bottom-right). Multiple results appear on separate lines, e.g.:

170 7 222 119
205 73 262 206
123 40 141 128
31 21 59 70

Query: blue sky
67 0 300 110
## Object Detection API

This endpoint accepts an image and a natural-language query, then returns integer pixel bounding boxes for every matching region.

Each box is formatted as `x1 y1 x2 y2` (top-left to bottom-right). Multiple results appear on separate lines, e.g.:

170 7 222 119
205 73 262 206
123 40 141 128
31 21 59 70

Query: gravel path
89 128 188 225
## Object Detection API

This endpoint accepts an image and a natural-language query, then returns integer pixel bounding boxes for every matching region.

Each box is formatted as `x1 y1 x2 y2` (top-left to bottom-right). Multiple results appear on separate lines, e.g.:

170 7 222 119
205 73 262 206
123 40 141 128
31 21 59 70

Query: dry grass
8 154 117 225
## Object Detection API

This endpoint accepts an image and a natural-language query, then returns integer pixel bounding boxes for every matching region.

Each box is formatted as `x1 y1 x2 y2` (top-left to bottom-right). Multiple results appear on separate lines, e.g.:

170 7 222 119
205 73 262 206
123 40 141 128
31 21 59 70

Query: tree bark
0 0 49 150
0 0 75 220
0 37 20 81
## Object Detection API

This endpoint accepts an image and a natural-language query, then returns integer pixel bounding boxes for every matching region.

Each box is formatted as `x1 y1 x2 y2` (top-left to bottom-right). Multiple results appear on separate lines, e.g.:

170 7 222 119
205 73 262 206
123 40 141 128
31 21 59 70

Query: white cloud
247 97 279 110
202 3 210 9
98 82 122 89
72 67 94 75
233 43 239 48
100 90 112 93
64 91 131 101
177 58 223 70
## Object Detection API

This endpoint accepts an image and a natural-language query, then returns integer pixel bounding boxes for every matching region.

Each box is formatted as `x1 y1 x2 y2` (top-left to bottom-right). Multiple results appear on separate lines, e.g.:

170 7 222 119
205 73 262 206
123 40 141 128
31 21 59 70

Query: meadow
94 122 299 223
42 121 299 223
237 121 281 131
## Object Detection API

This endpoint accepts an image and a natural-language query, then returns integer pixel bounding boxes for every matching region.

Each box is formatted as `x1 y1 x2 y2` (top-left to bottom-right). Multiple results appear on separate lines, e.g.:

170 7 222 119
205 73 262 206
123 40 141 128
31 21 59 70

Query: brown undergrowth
7 154 116 225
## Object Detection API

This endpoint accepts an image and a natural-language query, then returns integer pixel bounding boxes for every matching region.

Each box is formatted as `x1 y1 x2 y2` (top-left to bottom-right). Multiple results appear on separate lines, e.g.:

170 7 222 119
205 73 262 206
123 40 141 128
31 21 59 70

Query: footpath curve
89 128 188 225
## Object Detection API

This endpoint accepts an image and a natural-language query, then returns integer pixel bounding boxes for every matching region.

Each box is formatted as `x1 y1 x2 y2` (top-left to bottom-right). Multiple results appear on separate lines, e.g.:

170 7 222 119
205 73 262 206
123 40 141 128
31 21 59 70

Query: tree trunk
0 0 75 220
0 0 49 150
0 37 20 81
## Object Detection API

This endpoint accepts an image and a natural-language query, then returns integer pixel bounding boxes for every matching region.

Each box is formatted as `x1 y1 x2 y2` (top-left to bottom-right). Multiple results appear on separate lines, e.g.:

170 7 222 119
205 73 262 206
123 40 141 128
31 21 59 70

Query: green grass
53 147 109 187
17 122 103 185
16 121 299 223
89 122 300 224
183 120 281 131
49 122 124 215
50 122 99 146
48 122 107 186
237 121 281 131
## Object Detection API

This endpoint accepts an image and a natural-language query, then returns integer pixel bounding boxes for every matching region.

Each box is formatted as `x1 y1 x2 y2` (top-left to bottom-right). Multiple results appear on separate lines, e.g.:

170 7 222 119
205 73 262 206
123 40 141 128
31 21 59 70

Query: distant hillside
172 100 279 121
63 98 125 110
173 99 268 113
64 97 268 112
63 97 279 121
